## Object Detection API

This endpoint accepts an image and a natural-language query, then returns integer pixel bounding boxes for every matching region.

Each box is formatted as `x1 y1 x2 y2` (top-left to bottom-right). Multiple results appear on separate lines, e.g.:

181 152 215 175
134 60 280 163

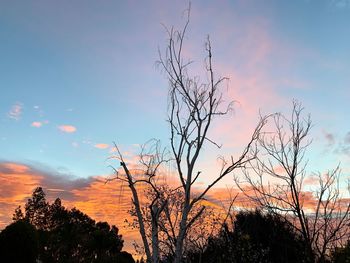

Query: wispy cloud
58 125 77 133
303 175 320 186
322 131 350 157
330 0 350 9
345 132 350 144
31 121 43 128
338 131 350 156
94 143 109 149
33 105 45 117
323 130 336 146
7 102 23 120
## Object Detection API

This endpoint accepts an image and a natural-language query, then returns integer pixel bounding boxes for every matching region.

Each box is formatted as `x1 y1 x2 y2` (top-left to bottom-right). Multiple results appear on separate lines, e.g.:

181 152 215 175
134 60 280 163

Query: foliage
186 210 312 263
12 205 24 221
25 186 50 230
0 219 39 263
10 187 133 263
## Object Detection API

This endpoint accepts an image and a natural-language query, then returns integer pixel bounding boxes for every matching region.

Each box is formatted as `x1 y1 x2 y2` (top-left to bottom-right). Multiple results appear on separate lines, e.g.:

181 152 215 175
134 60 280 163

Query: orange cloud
0 161 140 253
94 143 109 149
0 163 43 229
58 125 77 133
0 161 232 253
207 186 258 210
2 162 30 173
31 121 42 128
3 161 342 256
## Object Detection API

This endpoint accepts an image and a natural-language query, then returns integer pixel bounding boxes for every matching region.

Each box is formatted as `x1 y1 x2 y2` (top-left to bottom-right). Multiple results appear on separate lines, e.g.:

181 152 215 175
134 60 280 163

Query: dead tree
112 139 169 263
236 101 350 262
113 8 266 263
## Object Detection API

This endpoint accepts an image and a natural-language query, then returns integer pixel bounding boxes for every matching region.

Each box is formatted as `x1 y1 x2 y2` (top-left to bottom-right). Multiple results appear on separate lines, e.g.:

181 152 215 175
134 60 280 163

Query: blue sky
1 0 350 177
1 0 350 252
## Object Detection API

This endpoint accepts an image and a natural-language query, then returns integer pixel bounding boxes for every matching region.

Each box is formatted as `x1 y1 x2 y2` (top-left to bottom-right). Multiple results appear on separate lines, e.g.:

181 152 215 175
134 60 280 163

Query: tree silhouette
113 7 266 262
42 202 125 262
236 102 350 262
331 240 350 263
9 187 133 263
12 205 24 221
186 210 311 263
0 220 39 263
24 186 49 230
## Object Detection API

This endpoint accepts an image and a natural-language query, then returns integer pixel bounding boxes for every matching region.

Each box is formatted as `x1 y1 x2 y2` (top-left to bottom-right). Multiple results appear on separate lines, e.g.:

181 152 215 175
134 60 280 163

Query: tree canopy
0 219 39 263
4 187 135 263
186 210 313 263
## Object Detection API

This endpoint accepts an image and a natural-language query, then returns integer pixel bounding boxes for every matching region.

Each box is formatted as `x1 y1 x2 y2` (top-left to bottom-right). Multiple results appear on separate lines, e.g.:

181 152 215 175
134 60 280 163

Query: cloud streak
31 121 43 128
58 125 77 133
94 143 109 149
1 160 345 253
7 102 23 120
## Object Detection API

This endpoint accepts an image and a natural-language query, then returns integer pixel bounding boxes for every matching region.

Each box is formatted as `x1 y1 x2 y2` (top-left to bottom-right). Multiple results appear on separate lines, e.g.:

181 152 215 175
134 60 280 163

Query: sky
1 0 350 253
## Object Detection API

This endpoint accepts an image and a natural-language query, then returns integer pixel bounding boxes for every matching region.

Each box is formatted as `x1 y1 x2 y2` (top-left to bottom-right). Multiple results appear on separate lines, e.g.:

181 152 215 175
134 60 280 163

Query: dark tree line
0 187 135 263
184 210 350 263
185 210 311 263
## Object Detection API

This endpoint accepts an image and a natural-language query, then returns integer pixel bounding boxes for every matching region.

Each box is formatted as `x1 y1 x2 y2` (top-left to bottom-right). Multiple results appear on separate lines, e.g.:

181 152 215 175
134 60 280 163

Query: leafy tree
41 204 124 262
11 187 131 263
232 210 312 263
0 220 39 263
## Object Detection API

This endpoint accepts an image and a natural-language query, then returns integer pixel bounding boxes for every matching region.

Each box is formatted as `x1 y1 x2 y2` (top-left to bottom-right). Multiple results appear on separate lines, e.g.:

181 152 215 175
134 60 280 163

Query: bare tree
112 139 170 263
112 7 266 263
236 101 350 262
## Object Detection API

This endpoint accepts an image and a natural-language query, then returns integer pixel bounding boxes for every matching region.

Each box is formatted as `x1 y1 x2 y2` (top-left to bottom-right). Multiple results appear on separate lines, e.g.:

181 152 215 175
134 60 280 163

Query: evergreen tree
25 186 49 230
14 187 131 263
12 205 24 221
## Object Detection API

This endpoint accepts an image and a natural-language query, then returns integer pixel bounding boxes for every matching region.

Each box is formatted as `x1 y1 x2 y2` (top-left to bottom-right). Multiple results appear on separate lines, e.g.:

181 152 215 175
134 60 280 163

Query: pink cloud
58 125 77 133
8 102 23 120
31 121 42 128
303 175 320 186
94 143 109 149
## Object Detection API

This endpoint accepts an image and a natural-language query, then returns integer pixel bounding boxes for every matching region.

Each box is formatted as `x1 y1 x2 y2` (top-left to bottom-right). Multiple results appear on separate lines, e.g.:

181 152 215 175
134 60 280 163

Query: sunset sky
1 0 350 253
